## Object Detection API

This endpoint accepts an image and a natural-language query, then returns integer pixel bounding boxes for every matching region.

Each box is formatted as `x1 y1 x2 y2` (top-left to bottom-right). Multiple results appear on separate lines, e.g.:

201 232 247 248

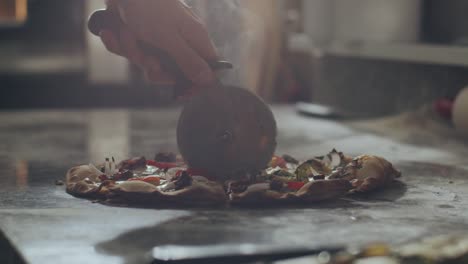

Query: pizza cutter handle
87 9 232 98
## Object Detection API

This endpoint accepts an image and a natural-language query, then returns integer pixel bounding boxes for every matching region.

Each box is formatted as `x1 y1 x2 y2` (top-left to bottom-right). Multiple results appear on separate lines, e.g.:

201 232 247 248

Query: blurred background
0 0 467 116
2 2 468 263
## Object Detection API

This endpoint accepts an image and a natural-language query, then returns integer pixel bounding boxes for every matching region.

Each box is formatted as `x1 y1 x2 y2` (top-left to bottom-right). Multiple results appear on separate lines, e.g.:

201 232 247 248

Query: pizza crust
106 179 228 207
330 155 401 193
229 179 352 206
65 165 227 207
66 165 101 197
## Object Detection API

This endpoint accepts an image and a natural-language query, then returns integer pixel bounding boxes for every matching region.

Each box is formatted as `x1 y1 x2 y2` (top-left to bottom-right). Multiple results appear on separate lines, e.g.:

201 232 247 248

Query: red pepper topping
146 160 178 169
174 168 216 181
287 181 306 191
433 98 454 120
128 176 161 185
99 174 109 181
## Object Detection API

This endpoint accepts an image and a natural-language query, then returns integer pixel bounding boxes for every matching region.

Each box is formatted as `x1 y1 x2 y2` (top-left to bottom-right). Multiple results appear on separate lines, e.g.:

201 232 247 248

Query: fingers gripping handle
87 9 232 97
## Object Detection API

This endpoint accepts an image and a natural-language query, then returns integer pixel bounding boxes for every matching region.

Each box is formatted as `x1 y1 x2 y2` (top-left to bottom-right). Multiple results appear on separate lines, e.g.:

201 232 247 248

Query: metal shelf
0 43 85 75
289 33 468 67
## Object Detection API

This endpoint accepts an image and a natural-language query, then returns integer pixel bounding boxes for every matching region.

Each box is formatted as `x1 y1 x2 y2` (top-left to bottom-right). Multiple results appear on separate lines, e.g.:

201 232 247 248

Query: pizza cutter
88 9 277 178
87 9 233 98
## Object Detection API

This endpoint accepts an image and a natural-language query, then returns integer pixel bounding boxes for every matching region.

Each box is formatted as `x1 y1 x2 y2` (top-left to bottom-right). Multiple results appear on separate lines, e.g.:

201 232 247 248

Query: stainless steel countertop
1 106 467 264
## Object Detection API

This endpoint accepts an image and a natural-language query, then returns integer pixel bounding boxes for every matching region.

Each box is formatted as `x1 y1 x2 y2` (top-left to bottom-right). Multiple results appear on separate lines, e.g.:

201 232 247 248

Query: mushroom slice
295 159 332 182
321 149 352 170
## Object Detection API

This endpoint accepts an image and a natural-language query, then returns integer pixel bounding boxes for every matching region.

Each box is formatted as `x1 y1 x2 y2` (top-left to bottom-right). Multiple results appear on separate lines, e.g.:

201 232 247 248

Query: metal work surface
0 107 467 264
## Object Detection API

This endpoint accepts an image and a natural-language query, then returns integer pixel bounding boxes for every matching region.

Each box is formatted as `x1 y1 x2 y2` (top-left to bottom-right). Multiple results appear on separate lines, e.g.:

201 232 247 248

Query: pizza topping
170 168 216 181
269 179 285 192
328 168 344 180
114 180 158 193
112 170 133 181
174 170 184 178
172 171 193 190
146 160 178 170
146 177 162 185
97 180 116 192
154 152 177 163
111 157 117 175
271 169 295 179
118 157 147 170
66 149 402 207
158 182 177 192
265 166 281 175
141 165 159 176
282 154 299 164
313 175 326 181
104 158 111 176
295 158 332 182
128 176 161 186
268 156 287 168
287 181 306 191
99 174 109 181
165 167 186 179
102 157 118 176
227 180 249 194
295 161 317 182
268 170 297 188
321 149 343 169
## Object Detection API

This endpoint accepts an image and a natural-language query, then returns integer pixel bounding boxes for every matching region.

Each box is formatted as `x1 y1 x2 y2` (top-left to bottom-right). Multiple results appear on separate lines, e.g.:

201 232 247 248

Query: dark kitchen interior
1 1 468 264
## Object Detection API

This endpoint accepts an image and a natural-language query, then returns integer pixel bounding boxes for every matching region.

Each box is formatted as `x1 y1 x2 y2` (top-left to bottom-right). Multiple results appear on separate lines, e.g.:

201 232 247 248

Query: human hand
99 0 219 93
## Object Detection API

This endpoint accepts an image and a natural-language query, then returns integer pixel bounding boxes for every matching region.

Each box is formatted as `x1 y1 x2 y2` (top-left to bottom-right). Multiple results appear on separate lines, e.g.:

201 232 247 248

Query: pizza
65 149 401 208
325 234 468 263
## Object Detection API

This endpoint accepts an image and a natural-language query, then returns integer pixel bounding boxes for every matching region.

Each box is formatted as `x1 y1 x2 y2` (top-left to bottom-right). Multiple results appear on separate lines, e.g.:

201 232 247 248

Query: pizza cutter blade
177 85 277 178
88 9 277 178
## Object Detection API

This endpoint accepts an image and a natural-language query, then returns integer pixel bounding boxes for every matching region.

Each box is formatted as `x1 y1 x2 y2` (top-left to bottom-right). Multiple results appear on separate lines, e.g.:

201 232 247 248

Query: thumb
160 33 217 88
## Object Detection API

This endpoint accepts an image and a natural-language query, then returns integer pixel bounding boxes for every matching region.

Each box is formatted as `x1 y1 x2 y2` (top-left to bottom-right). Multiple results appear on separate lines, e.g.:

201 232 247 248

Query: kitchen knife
296 102 371 120
151 244 344 264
